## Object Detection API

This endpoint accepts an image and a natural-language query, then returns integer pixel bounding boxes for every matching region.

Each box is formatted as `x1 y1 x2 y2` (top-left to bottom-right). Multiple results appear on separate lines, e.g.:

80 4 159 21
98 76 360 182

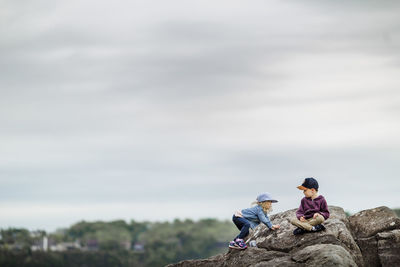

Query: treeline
0 218 237 267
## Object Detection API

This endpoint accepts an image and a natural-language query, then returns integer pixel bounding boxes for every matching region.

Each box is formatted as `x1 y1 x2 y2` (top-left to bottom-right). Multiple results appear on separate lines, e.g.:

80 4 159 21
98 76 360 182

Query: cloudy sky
1 0 400 231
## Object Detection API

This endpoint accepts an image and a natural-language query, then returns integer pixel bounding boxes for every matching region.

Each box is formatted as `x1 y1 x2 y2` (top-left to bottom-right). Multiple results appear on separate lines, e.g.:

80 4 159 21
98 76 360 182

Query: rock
355 230 400 267
377 229 400 267
348 206 400 238
291 244 357 267
167 206 400 267
249 256 297 267
166 249 288 267
355 236 379 267
224 248 288 267
247 206 363 266
348 207 400 266
165 253 225 267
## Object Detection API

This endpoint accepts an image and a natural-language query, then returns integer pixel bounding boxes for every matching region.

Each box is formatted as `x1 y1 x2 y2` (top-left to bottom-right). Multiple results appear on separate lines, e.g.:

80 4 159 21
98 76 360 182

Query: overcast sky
1 0 400 231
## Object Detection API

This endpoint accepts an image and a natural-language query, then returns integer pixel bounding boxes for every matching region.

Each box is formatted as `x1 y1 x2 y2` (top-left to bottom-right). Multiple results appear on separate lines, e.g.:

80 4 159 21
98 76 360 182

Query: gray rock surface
348 207 400 267
355 236 379 267
355 228 400 267
348 206 400 238
291 244 357 267
167 206 400 267
167 249 288 267
377 229 400 266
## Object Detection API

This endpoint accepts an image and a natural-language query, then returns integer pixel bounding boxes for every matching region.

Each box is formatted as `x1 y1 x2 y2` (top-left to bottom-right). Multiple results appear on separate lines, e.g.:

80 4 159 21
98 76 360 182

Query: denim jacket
241 205 273 229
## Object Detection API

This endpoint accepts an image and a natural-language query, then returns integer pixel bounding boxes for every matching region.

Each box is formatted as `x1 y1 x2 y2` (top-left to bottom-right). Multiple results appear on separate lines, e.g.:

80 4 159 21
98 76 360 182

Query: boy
290 177 330 235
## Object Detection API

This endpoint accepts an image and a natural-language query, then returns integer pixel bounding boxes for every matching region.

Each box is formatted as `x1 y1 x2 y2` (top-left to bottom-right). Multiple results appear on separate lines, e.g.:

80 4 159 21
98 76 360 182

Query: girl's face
262 201 272 210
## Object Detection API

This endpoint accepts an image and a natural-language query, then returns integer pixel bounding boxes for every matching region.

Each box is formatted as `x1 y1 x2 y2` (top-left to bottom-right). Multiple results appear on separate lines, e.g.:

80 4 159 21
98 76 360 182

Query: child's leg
308 214 325 226
232 216 251 239
232 215 242 231
290 218 313 231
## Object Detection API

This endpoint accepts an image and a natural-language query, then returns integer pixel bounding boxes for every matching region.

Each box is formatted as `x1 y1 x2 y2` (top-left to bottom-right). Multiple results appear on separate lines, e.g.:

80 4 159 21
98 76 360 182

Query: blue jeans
232 215 251 240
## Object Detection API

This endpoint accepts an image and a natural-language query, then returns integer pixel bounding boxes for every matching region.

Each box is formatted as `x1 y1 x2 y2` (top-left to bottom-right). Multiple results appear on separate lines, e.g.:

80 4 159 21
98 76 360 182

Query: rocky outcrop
166 206 400 267
348 206 400 267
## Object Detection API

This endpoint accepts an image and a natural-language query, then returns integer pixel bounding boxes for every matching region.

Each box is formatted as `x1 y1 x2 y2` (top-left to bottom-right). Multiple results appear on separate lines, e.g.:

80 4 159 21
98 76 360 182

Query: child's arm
319 197 330 219
257 209 273 229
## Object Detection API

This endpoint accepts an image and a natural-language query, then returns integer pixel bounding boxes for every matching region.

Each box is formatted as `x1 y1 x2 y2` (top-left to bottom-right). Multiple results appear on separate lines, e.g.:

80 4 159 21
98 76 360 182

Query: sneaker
312 224 326 232
234 239 247 249
293 227 306 235
229 240 240 249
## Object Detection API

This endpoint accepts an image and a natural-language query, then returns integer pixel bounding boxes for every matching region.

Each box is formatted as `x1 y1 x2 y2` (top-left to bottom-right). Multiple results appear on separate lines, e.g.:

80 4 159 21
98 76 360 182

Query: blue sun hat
256 192 278 203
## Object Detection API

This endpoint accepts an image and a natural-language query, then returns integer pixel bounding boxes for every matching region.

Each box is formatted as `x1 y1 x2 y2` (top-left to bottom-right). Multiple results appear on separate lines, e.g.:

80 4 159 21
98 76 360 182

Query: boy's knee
316 214 325 224
290 218 299 225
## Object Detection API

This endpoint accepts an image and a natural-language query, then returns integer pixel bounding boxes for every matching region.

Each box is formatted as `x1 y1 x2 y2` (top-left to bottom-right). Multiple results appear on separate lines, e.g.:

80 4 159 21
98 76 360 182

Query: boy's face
303 188 315 198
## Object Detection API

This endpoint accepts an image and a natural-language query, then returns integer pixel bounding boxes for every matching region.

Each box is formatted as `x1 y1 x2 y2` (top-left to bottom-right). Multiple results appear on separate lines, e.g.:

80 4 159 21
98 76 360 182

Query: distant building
49 241 81 251
133 242 145 252
31 236 48 251
85 239 99 251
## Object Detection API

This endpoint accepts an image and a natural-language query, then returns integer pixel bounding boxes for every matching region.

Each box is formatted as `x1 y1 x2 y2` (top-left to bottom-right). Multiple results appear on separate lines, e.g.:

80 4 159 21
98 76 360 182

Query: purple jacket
296 195 330 220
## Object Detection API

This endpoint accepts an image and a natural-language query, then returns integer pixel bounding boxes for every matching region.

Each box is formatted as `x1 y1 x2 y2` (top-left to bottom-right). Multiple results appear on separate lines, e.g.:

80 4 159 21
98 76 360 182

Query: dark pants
232 215 251 240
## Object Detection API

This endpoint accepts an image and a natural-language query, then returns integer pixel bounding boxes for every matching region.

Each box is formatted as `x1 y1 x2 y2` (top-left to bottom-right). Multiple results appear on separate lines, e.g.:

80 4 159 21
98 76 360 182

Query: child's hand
300 216 306 222
271 225 280 230
313 213 320 219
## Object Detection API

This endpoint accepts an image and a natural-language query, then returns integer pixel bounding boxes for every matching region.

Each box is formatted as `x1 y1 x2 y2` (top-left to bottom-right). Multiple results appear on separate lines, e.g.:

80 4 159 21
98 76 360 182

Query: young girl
229 192 280 250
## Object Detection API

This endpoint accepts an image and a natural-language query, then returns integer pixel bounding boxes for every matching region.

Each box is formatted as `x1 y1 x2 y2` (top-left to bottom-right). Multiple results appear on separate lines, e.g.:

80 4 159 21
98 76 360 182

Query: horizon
3 203 399 233
1 0 400 232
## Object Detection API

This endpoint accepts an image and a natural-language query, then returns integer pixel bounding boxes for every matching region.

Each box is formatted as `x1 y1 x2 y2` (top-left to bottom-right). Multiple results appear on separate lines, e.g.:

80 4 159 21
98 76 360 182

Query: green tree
67 220 132 250
0 228 33 249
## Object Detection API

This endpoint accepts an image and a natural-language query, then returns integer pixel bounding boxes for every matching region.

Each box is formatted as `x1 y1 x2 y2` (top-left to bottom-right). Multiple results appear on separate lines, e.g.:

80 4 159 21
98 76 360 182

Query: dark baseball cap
297 177 319 190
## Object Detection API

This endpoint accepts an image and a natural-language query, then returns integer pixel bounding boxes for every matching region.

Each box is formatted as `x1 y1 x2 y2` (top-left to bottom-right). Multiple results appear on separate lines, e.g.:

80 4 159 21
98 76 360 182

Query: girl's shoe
234 239 248 249
228 240 240 249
